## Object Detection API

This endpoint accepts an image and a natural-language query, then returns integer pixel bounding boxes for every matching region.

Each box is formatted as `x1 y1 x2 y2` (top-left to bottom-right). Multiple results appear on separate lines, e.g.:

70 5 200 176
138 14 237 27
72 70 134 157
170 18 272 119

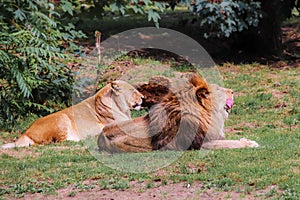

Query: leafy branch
0 0 85 129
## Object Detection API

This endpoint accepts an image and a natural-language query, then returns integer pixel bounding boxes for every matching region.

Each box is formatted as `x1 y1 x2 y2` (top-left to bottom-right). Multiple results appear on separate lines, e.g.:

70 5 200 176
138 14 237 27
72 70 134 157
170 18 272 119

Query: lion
1 80 144 149
97 74 213 152
97 74 258 153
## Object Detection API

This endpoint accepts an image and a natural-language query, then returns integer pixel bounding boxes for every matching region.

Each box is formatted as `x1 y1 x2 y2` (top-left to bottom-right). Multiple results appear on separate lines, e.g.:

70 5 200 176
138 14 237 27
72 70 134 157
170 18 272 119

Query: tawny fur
98 74 212 152
136 76 259 149
98 75 259 152
1 80 144 149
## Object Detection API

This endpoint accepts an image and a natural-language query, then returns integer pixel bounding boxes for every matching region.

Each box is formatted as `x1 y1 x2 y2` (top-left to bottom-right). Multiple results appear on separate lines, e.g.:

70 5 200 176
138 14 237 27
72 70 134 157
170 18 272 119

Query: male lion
97 74 212 152
97 74 258 153
135 77 259 149
1 80 144 149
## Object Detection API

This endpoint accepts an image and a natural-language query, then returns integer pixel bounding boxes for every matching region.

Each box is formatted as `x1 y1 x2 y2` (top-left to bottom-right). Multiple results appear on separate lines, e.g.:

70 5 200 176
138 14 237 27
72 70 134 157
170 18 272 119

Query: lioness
97 74 258 152
1 80 144 149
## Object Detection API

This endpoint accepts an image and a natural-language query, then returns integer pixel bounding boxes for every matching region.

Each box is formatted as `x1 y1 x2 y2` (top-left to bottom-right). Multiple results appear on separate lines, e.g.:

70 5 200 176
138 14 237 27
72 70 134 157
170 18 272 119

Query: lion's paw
1 142 16 149
239 138 259 148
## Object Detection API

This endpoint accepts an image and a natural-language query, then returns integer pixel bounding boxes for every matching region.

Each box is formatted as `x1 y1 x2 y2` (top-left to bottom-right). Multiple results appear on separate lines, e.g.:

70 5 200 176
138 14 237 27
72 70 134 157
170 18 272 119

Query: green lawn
0 60 299 199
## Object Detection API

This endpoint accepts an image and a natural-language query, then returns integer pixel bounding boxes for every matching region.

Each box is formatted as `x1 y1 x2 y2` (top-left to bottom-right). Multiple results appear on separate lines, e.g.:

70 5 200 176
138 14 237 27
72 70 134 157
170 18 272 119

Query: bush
71 0 166 27
192 0 262 38
0 0 85 128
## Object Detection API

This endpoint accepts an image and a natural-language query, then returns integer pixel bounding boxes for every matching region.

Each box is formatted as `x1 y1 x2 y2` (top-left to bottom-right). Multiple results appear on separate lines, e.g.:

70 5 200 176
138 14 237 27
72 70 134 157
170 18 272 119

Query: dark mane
150 79 212 150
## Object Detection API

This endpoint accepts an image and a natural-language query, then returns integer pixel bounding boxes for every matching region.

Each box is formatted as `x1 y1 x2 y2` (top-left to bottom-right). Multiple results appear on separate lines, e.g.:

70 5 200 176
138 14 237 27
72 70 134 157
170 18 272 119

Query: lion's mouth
133 103 142 111
224 105 230 114
224 98 234 114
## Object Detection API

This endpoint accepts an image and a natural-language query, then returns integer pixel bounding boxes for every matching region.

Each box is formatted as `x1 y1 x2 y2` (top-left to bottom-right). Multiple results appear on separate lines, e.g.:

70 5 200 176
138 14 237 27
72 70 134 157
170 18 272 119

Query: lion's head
206 84 234 141
110 80 144 111
150 74 212 150
95 80 144 124
134 76 234 145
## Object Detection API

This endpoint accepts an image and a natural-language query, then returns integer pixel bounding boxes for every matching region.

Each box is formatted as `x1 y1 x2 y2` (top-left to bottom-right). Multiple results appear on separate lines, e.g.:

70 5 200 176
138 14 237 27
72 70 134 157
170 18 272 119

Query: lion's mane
98 74 213 152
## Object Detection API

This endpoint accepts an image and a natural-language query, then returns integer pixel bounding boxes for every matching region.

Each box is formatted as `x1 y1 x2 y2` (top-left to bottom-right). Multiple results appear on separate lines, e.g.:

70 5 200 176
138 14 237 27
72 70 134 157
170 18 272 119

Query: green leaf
119 5 126 15
154 2 165 12
14 9 27 21
142 0 152 6
147 9 161 23
110 3 119 13
61 0 73 16
132 5 144 15
11 68 31 98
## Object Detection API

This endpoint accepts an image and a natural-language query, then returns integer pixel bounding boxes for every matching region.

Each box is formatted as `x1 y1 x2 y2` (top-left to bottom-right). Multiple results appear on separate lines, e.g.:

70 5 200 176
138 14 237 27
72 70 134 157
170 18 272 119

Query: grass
0 59 299 199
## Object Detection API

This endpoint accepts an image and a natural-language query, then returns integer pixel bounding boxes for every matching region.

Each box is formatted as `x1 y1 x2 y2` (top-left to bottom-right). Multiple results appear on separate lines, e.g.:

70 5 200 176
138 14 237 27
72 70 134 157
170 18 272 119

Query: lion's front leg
113 136 152 153
201 138 259 149
98 130 152 153
98 117 153 153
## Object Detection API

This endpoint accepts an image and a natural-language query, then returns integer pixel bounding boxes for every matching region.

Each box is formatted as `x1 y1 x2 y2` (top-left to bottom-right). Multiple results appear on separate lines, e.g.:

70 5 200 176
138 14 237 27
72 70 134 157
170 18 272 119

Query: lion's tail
1 135 35 149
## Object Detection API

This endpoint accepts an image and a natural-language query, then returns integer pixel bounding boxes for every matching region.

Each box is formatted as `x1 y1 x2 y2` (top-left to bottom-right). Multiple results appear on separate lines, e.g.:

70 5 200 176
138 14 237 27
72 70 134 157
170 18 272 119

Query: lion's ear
189 73 210 99
110 81 120 94
196 87 210 99
190 73 207 88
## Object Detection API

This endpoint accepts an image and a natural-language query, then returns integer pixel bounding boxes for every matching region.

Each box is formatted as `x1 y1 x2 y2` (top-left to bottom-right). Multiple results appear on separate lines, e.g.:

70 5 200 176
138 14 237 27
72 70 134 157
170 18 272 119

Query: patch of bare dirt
226 122 258 134
282 25 300 61
225 128 243 134
11 181 281 200
99 60 139 84
235 122 257 129
0 145 84 159
271 90 288 99
0 148 41 159
232 91 247 97
274 102 288 109
128 48 190 65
